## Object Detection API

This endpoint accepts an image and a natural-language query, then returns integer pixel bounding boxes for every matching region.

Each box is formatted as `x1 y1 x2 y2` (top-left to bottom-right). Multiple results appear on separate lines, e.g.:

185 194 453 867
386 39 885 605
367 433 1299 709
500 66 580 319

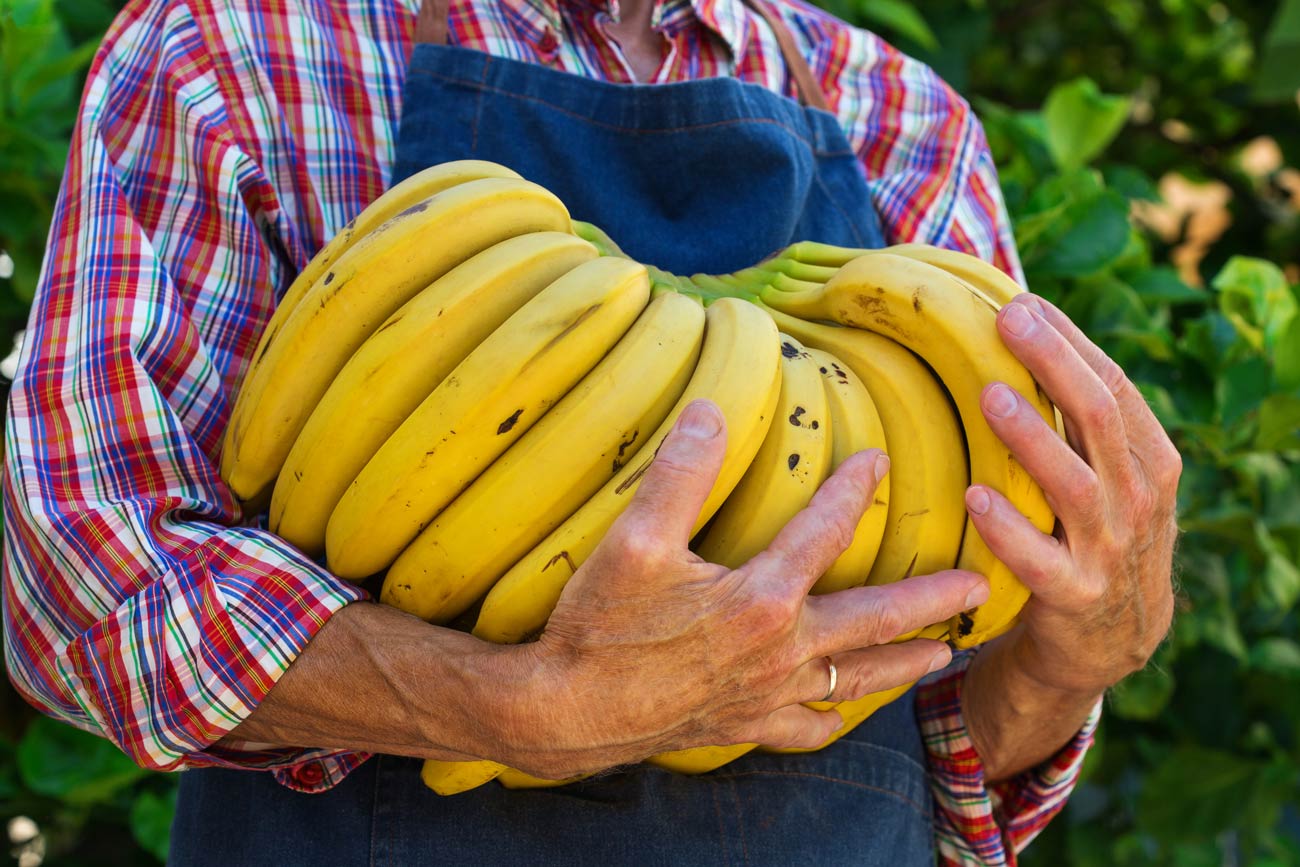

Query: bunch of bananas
220 159 1057 796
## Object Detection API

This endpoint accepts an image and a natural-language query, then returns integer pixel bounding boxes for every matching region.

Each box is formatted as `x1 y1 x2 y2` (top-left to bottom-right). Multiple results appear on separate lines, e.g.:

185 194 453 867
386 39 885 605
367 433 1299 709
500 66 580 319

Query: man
1 0 1180 862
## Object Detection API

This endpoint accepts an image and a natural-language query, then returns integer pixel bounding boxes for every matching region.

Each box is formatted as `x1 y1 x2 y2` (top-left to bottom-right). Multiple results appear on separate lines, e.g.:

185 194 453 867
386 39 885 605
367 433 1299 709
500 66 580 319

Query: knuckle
1082 392 1121 430
607 529 666 570
1062 471 1102 514
861 594 904 644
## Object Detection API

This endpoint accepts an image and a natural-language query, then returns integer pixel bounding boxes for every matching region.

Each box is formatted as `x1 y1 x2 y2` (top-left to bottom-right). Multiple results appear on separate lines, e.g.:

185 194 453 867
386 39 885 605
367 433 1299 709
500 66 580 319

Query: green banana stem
780 240 874 268
762 258 839 283
571 220 628 258
767 273 825 294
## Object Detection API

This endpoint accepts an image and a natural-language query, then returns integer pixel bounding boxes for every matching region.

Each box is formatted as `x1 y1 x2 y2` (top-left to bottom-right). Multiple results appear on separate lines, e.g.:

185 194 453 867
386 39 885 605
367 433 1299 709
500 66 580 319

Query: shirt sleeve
916 650 1101 866
1 0 367 776
834 26 1025 286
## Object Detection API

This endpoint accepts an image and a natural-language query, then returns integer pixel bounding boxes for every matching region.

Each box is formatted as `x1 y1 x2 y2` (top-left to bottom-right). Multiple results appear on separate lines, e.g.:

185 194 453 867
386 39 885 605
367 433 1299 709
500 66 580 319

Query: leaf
1256 394 1300 451
1254 0 1300 103
17 716 148 804
1274 312 1300 393
1128 267 1206 307
1215 356 1270 427
1213 257 1298 351
1102 164 1160 202
1251 638 1300 677
1042 78 1132 171
129 784 178 863
1021 190 1132 278
853 0 939 51
1137 747 1262 843
1109 664 1175 721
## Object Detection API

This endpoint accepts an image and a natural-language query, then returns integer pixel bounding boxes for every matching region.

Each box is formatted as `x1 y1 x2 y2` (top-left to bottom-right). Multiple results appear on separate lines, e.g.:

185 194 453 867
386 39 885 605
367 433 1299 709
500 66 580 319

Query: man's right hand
495 399 988 780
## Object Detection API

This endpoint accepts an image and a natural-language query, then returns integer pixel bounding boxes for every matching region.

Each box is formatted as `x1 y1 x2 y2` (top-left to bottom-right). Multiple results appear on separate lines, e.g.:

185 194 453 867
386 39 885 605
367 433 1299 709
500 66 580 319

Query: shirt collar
512 0 749 57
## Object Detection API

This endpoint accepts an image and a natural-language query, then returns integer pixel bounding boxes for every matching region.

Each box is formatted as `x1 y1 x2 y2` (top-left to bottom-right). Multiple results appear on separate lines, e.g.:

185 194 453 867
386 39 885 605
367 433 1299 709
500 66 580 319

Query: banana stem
781 241 874 268
571 220 628 258
767 273 824 294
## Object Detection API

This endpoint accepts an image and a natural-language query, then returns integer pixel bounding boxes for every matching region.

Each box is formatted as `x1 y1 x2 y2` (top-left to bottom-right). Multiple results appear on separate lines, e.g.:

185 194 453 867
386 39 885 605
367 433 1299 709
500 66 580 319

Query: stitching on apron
406 66 855 158
470 55 490 153
812 168 870 247
709 784 731 867
711 770 930 821
728 776 751 864
367 757 381 867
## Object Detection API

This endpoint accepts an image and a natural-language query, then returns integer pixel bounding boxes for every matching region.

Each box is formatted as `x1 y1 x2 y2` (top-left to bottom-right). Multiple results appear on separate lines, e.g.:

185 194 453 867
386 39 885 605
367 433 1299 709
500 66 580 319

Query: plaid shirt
1 0 1098 861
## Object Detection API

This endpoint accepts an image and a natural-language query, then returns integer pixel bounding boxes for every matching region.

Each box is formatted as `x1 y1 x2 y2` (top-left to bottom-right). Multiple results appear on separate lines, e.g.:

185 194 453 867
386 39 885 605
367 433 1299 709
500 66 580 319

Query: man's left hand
960 292 1181 777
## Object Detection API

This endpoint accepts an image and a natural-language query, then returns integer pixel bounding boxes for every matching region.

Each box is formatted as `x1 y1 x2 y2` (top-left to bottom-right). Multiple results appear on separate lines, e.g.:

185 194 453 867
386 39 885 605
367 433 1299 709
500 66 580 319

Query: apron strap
741 0 831 112
411 0 831 111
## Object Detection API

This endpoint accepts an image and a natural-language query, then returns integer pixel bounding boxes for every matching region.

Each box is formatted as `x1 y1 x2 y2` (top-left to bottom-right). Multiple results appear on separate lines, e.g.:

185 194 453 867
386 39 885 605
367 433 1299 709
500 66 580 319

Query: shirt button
538 29 559 54
296 762 325 786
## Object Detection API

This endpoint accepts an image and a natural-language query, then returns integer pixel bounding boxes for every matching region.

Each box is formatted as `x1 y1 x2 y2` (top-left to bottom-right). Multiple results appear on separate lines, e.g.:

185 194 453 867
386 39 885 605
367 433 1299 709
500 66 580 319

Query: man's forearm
961 633 1102 783
218 602 530 762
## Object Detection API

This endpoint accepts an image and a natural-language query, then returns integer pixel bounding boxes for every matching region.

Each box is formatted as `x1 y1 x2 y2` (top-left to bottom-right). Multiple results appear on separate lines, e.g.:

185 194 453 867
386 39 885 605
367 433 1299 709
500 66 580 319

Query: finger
801 570 988 658
965 484 1079 603
773 641 950 707
738 704 843 752
996 300 1135 487
1018 295 1183 487
980 382 1105 533
744 449 888 594
611 400 727 552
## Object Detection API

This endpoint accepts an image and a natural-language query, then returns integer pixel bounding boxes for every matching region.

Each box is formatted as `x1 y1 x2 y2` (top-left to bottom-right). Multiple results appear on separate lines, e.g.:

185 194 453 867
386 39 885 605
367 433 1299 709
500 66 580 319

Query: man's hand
500 400 988 780
962 293 1181 780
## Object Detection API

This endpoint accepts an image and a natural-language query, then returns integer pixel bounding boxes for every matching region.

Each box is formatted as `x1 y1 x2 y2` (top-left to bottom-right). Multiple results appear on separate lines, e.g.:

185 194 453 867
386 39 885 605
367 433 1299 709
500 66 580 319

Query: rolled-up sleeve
1 0 366 777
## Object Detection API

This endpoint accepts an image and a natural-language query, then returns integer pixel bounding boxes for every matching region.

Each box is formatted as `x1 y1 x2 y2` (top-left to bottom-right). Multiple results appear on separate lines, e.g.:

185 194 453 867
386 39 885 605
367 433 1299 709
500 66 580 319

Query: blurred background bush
2 0 1298 863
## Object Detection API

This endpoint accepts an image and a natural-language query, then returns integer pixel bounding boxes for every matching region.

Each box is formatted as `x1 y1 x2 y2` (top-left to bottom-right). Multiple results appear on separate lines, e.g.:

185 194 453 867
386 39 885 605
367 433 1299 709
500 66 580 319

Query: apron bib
172 3 933 863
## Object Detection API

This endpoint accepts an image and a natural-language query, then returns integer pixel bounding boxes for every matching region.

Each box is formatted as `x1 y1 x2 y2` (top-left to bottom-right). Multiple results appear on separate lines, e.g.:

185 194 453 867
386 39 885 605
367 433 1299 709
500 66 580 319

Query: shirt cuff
916 648 1102 866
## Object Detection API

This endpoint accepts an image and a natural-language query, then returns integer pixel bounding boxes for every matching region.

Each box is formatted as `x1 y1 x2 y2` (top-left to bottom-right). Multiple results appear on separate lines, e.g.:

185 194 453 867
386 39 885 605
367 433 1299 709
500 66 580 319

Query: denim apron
171 1 934 862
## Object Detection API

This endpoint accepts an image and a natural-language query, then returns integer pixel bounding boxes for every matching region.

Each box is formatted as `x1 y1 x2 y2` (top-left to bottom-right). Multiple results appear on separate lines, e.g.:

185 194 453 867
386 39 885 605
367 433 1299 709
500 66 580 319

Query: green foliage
1 0 1298 864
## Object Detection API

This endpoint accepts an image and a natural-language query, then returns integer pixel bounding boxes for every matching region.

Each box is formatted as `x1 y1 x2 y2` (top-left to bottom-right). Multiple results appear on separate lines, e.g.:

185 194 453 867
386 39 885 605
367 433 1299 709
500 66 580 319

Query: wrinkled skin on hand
499 401 989 780
961 293 1181 777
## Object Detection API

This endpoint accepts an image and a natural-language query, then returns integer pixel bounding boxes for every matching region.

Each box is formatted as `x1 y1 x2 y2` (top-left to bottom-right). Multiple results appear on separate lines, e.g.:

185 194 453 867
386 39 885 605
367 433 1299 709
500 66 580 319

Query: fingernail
965 581 990 609
927 648 951 674
965 487 991 516
984 383 1017 418
678 400 721 438
1003 302 1036 338
874 454 890 482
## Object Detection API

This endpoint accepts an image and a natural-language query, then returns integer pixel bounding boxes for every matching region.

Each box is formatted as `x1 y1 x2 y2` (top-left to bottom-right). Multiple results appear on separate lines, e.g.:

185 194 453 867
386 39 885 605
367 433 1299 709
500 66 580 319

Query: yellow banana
221 176 573 504
804 347 889 595
382 291 705 623
269 232 597 557
650 334 833 775
327 256 651 579
495 768 590 789
761 253 1057 647
420 759 507 796
885 244 1025 307
473 297 783 645
235 161 523 434
764 309 967 591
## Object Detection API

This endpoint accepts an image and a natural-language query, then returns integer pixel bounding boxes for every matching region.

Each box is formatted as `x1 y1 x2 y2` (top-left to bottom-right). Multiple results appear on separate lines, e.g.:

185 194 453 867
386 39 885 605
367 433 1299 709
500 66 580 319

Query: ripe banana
420 759 507 796
220 176 572 504
761 253 1056 647
236 161 523 430
885 244 1024 307
473 297 783 645
764 309 967 592
650 334 832 775
804 347 889 595
269 232 598 557
382 291 706 623
327 256 651 579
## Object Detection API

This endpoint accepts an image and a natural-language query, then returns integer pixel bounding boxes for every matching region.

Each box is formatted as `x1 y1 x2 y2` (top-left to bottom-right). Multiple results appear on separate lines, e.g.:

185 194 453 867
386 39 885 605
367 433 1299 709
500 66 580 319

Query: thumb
610 400 728 552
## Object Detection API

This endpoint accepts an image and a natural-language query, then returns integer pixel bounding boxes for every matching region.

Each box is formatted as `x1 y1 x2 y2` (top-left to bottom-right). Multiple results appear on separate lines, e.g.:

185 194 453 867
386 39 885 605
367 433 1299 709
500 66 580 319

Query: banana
885 244 1024 307
327 256 651 580
382 291 706 623
235 161 523 431
650 334 832 775
420 759 507 796
804 347 889 595
473 297 783 645
761 253 1056 647
495 768 590 789
220 176 572 504
269 232 597 557
763 309 967 592
693 335 834 567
